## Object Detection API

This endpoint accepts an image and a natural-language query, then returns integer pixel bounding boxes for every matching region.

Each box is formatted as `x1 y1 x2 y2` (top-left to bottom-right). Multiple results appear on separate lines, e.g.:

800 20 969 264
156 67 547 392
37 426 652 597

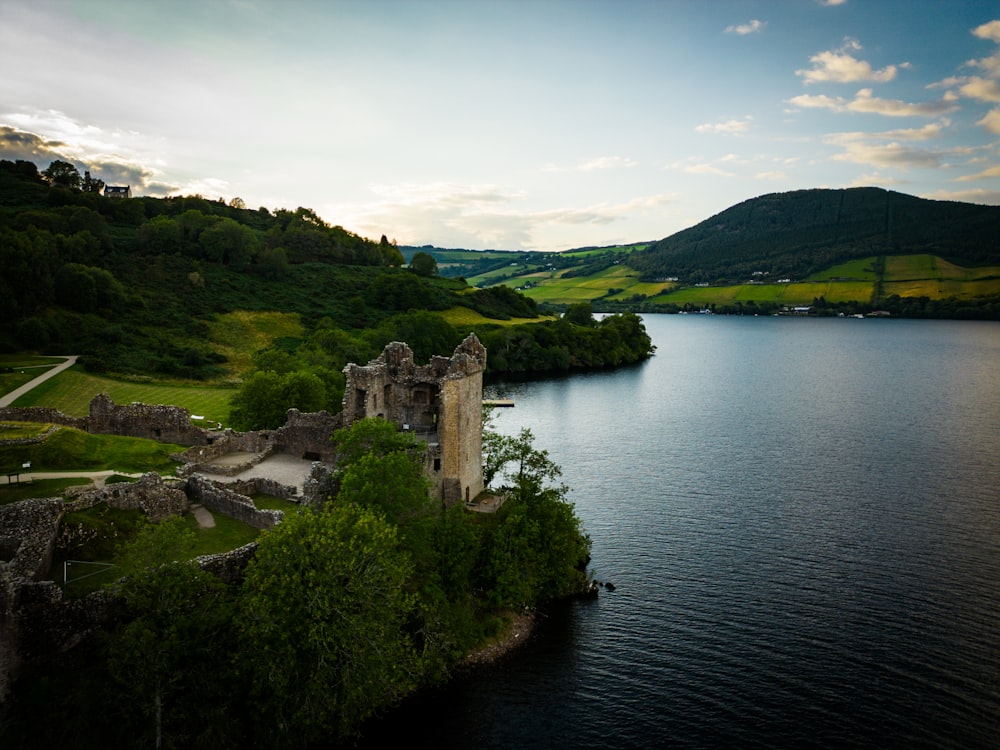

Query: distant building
104 185 131 199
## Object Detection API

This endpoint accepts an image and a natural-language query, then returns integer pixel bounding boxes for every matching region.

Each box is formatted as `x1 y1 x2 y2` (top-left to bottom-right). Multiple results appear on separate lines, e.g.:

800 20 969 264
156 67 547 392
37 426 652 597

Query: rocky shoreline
458 610 536 668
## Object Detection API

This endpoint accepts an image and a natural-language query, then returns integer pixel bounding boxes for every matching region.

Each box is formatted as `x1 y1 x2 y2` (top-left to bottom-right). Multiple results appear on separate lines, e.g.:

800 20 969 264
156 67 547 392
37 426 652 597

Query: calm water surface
362 316 1000 749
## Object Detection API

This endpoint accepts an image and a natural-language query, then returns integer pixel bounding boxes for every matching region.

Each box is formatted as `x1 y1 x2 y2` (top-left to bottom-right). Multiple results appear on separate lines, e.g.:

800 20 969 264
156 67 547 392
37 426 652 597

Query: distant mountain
629 188 1000 283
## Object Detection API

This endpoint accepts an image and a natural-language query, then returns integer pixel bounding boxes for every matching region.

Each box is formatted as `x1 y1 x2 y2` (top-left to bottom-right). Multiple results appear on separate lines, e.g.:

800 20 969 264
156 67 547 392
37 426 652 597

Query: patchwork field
498 253 1000 308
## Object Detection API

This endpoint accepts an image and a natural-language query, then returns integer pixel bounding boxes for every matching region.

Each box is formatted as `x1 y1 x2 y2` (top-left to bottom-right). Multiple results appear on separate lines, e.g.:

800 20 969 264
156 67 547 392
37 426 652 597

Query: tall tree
238 505 420 745
41 159 82 189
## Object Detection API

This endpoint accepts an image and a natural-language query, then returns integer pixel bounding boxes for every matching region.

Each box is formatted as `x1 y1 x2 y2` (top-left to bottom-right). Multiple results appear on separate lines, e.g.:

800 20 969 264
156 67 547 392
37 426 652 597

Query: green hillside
0 159 654 424
629 188 1000 283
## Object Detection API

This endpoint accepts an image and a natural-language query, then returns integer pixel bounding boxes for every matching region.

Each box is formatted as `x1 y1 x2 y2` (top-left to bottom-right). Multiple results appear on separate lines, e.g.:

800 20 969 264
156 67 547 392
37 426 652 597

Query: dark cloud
0 125 71 163
0 124 177 194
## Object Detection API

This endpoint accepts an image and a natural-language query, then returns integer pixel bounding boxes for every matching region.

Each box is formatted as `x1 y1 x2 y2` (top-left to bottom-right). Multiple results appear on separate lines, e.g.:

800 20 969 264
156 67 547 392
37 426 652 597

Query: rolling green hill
629 187 1000 283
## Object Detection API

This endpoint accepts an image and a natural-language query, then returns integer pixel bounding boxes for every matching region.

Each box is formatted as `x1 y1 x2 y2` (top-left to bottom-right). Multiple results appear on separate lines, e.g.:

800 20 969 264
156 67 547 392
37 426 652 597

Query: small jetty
483 399 515 407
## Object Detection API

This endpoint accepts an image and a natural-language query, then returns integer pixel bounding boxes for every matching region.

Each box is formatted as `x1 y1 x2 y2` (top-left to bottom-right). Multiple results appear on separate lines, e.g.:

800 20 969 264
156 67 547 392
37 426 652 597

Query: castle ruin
341 333 486 504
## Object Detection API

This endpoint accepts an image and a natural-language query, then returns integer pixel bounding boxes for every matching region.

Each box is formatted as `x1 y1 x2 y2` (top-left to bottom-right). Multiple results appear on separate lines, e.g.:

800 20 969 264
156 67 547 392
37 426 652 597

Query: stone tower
341 334 487 504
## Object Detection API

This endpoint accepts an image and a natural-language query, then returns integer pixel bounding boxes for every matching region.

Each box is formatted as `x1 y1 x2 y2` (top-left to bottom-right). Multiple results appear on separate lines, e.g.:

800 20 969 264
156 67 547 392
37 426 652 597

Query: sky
2 0 999 251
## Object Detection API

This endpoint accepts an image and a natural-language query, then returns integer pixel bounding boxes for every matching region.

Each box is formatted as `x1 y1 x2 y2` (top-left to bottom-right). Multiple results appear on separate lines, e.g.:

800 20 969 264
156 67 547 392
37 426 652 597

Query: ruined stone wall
0 407 87 431
196 542 258 584
228 476 298 500
186 475 283 530
0 424 60 447
275 409 341 461
0 498 63 581
88 393 208 446
64 473 189 522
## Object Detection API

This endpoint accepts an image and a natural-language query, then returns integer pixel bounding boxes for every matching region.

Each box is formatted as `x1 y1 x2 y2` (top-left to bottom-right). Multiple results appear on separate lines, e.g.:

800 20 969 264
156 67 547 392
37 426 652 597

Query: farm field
438 307 552 328
490 253 1000 308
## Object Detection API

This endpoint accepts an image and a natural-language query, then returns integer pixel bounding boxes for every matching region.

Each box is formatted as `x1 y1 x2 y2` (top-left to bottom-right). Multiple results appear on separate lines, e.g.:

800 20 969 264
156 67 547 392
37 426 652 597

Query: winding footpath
0 355 78 407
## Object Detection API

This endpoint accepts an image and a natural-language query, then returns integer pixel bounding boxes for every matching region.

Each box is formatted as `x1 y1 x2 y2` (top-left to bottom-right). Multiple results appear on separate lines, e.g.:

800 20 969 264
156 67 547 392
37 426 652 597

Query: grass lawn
0 421 54 440
10 366 235 423
0 354 69 397
0 477 93 506
53 502 261 598
0 426 185 475
180 511 260 556
251 494 302 513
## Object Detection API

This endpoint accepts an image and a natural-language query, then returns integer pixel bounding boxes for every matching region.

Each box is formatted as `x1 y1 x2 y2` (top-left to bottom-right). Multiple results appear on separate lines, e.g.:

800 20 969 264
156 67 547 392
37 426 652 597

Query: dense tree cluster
478 310 653 375
2 418 591 749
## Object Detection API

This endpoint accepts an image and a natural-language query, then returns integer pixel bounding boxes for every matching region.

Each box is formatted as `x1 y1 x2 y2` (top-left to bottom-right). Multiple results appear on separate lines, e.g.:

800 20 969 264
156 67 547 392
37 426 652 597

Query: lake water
361 315 1000 749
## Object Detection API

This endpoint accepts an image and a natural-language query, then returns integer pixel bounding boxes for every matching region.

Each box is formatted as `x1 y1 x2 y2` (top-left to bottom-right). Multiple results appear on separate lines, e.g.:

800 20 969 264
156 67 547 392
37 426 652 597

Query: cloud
831 140 943 169
683 163 736 177
797 40 904 85
822 124 973 171
576 156 638 171
332 182 676 250
972 19 1000 44
542 156 638 173
925 187 1000 205
0 115 177 195
955 163 1000 181
788 88 957 117
818 0 848 6
755 170 790 181
846 172 902 188
959 76 1000 103
695 116 753 134
724 20 765 35
978 107 1000 134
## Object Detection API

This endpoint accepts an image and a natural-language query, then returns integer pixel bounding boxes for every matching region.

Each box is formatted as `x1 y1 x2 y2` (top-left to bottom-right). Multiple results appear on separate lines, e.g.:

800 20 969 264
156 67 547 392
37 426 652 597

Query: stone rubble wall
64 473 189 522
0 407 87 431
185 475 283 530
0 424 60 447
195 542 259 585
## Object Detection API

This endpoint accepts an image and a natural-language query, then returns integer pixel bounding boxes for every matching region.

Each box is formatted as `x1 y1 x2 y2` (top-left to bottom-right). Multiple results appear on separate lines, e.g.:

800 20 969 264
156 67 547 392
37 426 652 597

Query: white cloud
576 156 639 171
955 164 1000 181
978 107 1000 134
541 156 638 173
683 163 736 177
846 172 902 188
819 0 848 6
331 182 675 250
972 19 1000 44
756 170 790 180
830 140 943 169
959 76 1000 103
725 20 765 35
925 187 1000 204
696 116 753 134
788 88 957 117
797 40 903 85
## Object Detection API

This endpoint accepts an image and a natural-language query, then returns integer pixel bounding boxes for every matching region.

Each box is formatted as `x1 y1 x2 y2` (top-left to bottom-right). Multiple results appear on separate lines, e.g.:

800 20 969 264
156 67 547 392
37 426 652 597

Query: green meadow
9 367 234 424
0 425 185 474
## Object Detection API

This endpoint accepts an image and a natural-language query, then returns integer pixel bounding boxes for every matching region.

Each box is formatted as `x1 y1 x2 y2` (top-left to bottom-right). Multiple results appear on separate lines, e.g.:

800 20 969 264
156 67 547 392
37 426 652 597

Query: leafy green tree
238 505 420 745
409 250 438 277
42 159 81 189
229 369 326 429
380 234 404 267
563 301 595 327
108 518 236 750
479 422 590 607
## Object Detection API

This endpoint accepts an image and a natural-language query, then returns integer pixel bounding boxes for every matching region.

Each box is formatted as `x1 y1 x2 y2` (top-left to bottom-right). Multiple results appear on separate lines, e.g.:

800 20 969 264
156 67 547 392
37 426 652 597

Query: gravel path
0 355 78 407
